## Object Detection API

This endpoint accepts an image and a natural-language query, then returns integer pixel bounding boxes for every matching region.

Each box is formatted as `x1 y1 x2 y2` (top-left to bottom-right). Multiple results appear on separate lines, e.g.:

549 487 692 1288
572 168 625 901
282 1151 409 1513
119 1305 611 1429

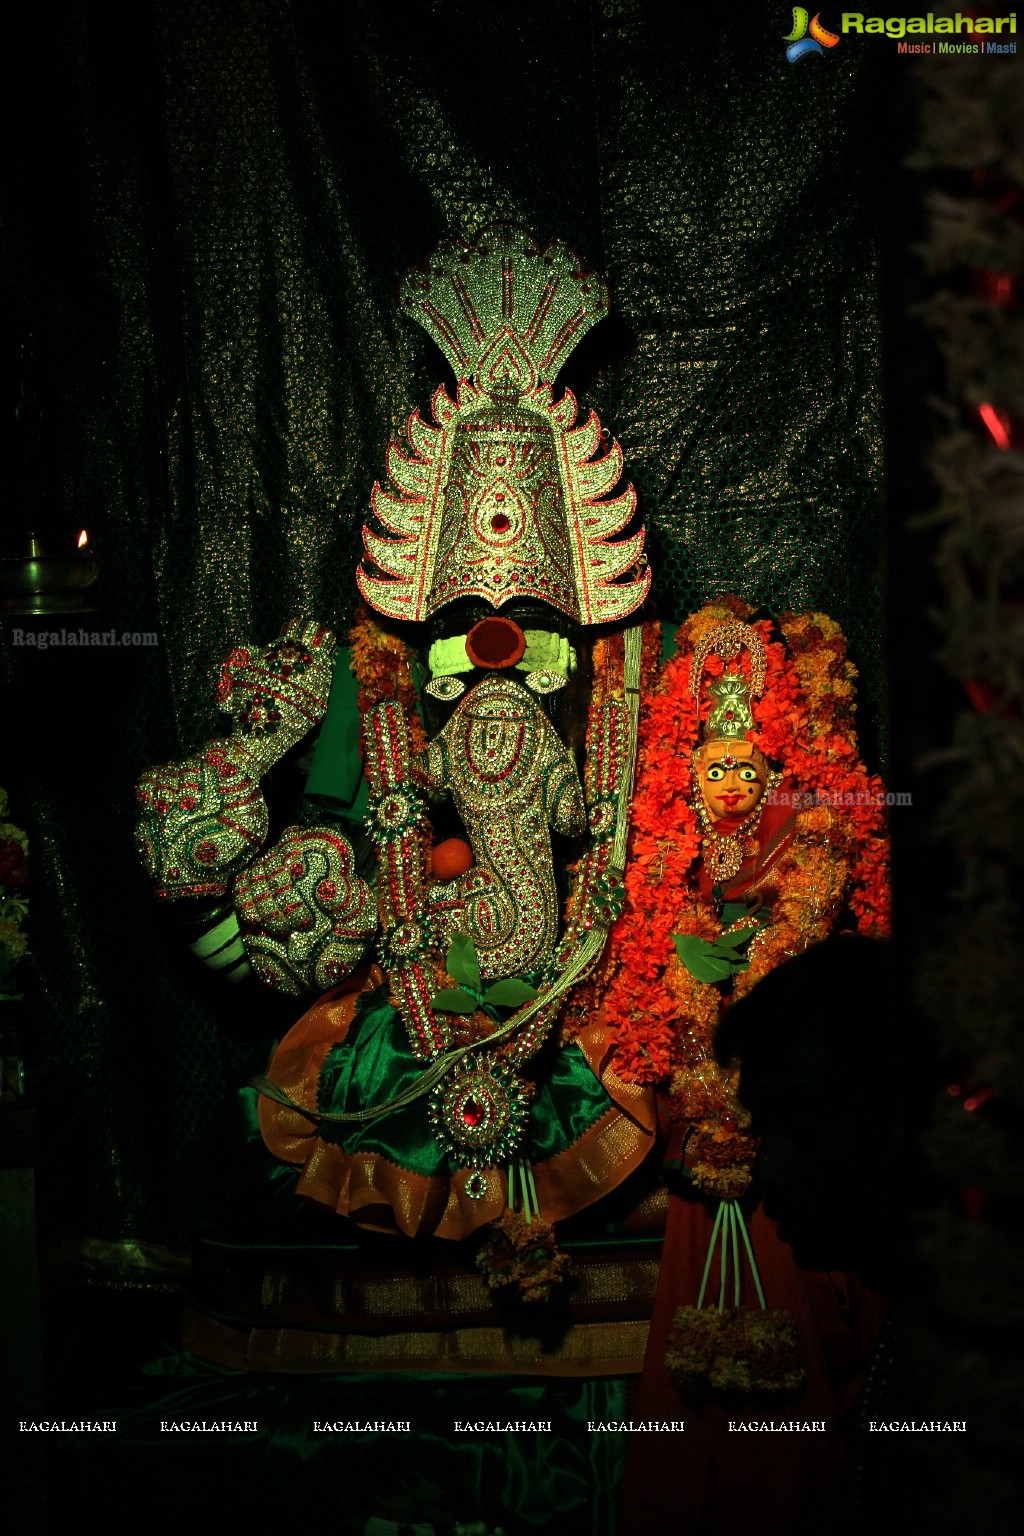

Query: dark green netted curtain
0 0 885 1252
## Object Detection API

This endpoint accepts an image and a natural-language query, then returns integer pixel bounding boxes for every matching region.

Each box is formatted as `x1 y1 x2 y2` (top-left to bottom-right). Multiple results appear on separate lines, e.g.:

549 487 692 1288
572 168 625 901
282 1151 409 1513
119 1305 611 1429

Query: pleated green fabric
306 991 614 1176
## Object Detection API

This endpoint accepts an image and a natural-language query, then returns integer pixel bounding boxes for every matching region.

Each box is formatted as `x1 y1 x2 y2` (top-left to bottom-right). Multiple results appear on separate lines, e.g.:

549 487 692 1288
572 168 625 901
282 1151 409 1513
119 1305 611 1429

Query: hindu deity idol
134 228 889 1318
135 227 660 1246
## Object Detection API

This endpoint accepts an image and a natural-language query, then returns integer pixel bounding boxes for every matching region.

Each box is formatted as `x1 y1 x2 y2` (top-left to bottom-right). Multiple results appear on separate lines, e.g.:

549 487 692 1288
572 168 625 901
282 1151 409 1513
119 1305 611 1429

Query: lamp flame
77 529 89 549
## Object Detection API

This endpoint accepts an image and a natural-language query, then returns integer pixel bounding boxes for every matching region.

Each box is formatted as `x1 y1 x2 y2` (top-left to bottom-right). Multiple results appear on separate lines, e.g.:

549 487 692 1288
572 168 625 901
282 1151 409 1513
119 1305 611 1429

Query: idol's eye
705 765 726 782
738 766 760 783
524 670 567 695
425 675 465 701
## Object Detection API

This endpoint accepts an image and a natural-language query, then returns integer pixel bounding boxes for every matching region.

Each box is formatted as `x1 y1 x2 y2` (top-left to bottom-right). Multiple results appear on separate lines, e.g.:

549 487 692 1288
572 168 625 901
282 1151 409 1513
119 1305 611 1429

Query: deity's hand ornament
213 618 337 765
134 619 336 899
233 825 377 995
134 741 267 901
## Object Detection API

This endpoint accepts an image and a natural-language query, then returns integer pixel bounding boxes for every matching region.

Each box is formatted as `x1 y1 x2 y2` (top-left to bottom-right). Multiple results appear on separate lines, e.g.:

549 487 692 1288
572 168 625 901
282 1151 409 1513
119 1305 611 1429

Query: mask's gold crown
358 225 651 626
690 620 767 741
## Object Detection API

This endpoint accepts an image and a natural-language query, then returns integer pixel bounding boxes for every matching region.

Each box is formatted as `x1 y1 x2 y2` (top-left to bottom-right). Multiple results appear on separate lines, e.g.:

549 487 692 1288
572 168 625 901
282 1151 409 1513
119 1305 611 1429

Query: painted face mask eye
738 766 760 783
705 764 726 782
524 670 567 695
425 675 466 701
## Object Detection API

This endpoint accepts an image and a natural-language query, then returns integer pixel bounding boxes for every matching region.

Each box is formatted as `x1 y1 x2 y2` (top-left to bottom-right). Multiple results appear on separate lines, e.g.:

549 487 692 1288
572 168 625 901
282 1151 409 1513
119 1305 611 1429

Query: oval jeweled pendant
429 1053 530 1170
703 833 743 884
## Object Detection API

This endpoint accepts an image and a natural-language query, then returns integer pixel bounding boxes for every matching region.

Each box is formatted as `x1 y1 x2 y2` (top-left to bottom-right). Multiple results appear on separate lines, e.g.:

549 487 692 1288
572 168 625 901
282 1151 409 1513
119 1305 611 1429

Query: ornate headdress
690 619 767 743
358 225 651 626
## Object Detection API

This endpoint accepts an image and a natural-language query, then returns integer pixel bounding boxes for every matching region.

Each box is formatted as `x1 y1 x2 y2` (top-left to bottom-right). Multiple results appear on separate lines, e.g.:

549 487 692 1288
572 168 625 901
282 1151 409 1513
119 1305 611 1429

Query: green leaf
672 933 703 963
674 926 763 983
720 902 770 928
672 934 733 983
687 953 734 983
712 924 758 954
729 923 758 945
430 988 478 1015
447 932 482 992
673 933 717 968
483 978 539 1008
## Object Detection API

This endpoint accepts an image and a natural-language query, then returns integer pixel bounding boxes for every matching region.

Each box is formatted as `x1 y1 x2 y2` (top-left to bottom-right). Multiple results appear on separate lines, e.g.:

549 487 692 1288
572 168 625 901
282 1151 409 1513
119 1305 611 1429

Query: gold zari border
181 1309 650 1377
198 1252 661 1328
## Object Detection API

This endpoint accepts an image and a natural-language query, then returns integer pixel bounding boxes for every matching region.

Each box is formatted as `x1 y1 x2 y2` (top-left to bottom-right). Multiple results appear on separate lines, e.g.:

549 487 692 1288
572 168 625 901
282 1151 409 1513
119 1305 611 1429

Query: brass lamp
0 528 100 616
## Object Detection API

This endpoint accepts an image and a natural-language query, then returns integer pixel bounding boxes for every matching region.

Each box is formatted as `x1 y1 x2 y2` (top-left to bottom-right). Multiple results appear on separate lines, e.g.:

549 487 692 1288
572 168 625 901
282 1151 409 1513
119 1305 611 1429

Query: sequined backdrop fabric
0 1 884 1250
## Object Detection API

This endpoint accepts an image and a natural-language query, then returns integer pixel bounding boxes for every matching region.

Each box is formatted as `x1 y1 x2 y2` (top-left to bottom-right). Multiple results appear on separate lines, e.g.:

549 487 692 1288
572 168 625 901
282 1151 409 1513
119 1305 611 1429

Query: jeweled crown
358 226 651 626
690 620 767 742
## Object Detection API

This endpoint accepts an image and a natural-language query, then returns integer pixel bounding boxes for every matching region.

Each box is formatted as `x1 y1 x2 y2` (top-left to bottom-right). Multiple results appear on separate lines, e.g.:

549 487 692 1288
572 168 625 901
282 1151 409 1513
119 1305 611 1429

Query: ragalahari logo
783 8 842 60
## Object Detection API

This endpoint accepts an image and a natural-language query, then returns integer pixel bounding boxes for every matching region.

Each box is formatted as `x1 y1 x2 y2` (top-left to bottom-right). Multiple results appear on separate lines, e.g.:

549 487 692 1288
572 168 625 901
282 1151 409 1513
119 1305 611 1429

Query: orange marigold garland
556 619 663 1046
591 598 890 1200
583 598 891 1399
349 607 428 756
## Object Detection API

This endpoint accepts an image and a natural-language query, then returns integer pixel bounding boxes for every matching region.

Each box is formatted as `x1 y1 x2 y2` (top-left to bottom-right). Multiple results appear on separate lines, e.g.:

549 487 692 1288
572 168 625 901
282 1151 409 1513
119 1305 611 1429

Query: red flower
590 597 891 1164
0 838 28 889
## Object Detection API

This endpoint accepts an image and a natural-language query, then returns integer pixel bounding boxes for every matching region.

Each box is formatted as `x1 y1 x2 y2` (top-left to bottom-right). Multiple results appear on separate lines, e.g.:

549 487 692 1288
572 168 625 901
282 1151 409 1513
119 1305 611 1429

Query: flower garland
475 1208 573 1305
568 597 891 1197
666 1305 806 1398
348 609 428 757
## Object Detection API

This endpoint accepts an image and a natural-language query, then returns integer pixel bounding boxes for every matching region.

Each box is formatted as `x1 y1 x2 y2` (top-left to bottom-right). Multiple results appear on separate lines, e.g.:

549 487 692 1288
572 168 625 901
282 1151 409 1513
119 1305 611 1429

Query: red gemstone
491 513 510 532
462 1097 484 1127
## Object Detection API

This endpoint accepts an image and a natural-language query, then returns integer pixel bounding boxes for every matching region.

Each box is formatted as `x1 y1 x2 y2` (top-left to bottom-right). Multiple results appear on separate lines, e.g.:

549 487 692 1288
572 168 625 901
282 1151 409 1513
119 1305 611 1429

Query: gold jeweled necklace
692 769 782 885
